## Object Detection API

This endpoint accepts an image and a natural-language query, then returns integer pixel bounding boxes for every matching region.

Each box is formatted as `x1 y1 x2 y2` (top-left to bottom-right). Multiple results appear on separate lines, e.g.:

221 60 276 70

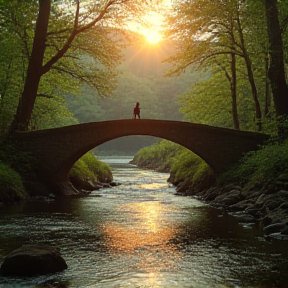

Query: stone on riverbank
196 183 288 238
0 244 67 276
211 189 244 207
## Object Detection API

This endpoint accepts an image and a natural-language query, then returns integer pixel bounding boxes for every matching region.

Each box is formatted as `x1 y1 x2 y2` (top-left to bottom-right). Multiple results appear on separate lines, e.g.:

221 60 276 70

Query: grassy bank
130 140 181 172
131 140 215 194
131 139 288 194
0 162 27 202
0 152 112 203
69 152 112 184
219 140 288 186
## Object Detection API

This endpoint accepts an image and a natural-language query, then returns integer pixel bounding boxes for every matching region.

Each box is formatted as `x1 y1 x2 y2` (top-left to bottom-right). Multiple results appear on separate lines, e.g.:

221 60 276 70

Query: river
0 157 288 288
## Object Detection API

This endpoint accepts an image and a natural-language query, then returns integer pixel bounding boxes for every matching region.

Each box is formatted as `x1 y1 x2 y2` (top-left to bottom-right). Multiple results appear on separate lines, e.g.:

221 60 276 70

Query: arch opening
66 135 214 187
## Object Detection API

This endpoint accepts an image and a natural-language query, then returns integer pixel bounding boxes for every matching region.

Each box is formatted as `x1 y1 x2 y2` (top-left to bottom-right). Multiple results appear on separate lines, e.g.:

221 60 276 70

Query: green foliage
0 1 36 137
170 149 208 183
133 139 215 191
32 96 78 129
69 152 112 183
165 0 276 133
132 140 182 171
220 140 288 185
178 61 266 131
0 138 37 180
0 162 27 202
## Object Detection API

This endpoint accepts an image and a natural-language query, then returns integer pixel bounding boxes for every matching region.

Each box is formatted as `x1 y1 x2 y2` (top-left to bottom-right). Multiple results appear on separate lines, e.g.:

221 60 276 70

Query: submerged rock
0 244 67 276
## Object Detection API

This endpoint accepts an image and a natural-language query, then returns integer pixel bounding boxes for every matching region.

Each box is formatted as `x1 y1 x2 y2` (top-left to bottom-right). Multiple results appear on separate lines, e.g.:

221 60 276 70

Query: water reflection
1 159 288 287
102 201 183 281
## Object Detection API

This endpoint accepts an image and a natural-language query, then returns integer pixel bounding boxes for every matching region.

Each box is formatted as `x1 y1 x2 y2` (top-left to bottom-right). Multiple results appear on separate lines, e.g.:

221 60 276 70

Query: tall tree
0 1 37 137
13 0 51 131
165 0 267 131
11 0 146 131
264 0 288 134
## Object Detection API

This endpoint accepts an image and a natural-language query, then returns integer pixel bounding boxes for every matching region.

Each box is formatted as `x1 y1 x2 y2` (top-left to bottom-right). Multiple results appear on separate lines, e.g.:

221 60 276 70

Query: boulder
229 211 257 223
204 190 219 201
70 175 95 191
176 180 191 193
211 189 244 206
109 181 120 187
228 199 255 212
0 244 67 276
281 225 288 235
262 202 288 226
53 181 90 197
263 222 286 235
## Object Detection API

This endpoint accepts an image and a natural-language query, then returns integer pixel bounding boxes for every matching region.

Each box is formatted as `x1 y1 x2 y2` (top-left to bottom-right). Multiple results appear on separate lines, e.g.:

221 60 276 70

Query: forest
0 0 288 201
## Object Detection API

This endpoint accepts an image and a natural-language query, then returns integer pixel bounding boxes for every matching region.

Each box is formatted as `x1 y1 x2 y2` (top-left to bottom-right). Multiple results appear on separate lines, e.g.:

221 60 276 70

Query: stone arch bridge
14 119 268 188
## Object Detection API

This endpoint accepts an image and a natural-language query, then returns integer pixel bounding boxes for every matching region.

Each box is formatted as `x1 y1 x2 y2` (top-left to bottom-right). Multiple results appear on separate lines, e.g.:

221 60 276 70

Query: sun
141 28 163 44
126 10 165 45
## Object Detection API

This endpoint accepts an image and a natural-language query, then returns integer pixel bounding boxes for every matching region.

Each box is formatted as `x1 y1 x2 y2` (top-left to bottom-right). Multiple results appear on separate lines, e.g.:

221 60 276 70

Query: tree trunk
236 14 262 131
12 0 51 131
264 54 271 117
231 53 240 130
217 54 240 130
265 0 288 137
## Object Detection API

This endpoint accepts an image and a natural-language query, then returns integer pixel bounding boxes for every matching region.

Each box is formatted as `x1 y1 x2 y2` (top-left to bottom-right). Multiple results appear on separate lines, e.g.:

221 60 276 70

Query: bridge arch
15 119 268 186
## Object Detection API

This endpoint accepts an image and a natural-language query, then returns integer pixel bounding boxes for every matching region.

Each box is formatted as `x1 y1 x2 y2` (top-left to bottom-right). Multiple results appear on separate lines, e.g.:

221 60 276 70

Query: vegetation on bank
219 140 288 186
0 151 112 203
132 139 288 194
131 140 182 172
131 140 215 193
0 162 27 202
69 152 112 184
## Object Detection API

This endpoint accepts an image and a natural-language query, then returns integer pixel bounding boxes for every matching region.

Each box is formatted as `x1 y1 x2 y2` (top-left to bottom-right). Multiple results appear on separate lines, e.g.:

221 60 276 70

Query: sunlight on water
0 158 288 287
138 183 169 190
102 200 183 279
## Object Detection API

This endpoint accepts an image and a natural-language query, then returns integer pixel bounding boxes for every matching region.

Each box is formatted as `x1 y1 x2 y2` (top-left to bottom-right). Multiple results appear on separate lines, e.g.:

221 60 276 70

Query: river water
0 158 288 288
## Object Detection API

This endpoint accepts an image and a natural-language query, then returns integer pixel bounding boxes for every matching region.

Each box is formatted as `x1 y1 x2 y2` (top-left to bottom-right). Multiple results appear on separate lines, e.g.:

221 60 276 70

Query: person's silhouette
133 102 141 119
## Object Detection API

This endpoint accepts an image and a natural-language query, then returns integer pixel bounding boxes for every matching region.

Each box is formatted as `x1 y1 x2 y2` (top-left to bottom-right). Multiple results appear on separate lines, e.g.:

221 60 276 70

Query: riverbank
0 152 113 203
130 139 288 240
190 179 288 240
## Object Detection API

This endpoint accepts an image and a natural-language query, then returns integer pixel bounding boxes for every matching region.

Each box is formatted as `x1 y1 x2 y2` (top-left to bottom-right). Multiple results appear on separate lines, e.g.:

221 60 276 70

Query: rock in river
0 244 67 276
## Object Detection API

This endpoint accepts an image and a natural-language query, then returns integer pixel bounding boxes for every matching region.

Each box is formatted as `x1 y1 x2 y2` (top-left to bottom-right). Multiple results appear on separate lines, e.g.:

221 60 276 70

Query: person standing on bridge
133 102 141 119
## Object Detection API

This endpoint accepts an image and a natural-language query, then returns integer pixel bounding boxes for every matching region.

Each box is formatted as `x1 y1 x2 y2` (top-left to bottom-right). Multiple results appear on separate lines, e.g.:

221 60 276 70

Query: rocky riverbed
174 171 288 240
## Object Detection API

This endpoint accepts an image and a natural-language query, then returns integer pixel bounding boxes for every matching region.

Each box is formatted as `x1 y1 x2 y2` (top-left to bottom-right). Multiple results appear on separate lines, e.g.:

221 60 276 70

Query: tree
264 0 288 135
215 53 240 130
165 0 268 131
0 1 37 137
12 0 51 131
10 0 146 131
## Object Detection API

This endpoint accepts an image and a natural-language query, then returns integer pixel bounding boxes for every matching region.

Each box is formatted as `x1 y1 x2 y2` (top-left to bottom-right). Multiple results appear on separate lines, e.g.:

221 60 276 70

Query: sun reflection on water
102 201 183 279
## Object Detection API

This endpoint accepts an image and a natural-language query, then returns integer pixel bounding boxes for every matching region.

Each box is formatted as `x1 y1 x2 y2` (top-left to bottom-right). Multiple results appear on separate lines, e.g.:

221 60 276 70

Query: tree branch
37 93 55 99
41 0 114 76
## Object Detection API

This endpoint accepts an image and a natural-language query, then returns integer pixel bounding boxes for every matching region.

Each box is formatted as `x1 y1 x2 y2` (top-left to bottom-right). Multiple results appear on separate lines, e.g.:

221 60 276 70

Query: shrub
132 140 181 171
219 140 288 185
169 148 215 190
133 140 215 193
69 152 112 183
0 162 27 202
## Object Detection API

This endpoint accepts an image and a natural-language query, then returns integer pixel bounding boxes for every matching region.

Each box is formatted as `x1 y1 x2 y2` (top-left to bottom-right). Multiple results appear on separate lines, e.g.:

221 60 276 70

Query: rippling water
0 158 288 288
